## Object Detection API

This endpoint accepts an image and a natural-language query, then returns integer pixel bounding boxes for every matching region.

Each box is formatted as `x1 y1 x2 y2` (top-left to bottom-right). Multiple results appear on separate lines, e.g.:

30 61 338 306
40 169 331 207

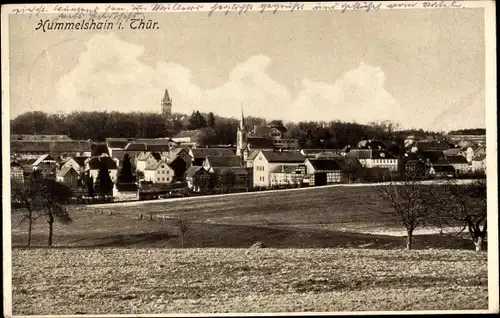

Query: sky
8 8 486 131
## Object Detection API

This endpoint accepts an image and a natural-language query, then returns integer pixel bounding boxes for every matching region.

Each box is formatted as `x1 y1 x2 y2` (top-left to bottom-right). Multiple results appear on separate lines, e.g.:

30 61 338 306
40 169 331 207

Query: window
162 177 165 181
157 178 160 181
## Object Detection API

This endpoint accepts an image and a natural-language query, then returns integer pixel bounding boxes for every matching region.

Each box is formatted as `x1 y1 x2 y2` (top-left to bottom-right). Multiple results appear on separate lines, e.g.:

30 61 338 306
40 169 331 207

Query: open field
11 248 488 314
11 185 475 250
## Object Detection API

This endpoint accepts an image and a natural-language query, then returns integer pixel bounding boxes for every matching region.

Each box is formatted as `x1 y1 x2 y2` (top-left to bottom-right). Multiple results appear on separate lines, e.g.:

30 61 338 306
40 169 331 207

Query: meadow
11 248 488 314
10 185 488 314
11 185 472 249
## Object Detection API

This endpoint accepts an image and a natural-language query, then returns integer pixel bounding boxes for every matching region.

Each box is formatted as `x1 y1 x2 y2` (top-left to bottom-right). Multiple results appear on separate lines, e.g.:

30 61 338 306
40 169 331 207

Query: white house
143 160 175 183
85 156 118 184
445 155 470 175
345 149 399 171
136 152 164 172
472 154 486 174
251 150 306 188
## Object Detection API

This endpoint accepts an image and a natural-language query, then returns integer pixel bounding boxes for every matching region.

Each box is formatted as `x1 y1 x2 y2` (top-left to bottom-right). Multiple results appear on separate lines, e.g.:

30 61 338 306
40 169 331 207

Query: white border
2 1 498 317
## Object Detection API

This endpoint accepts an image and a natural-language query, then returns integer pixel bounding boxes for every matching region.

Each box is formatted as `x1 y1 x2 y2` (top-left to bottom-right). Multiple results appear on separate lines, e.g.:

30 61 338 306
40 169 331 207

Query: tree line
11 111 446 149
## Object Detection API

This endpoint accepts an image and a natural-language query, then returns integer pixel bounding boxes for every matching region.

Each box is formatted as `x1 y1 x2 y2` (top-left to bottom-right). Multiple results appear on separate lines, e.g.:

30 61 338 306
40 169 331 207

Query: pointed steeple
239 104 245 130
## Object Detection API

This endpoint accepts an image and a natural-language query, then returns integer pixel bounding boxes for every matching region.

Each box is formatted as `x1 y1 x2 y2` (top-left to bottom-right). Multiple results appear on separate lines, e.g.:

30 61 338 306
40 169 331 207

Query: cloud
55 33 407 126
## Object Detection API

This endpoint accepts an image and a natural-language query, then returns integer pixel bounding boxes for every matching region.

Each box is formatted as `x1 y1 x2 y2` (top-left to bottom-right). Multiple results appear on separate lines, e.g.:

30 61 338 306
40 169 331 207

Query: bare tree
435 179 487 252
11 177 43 247
376 171 434 250
39 178 74 246
176 215 189 248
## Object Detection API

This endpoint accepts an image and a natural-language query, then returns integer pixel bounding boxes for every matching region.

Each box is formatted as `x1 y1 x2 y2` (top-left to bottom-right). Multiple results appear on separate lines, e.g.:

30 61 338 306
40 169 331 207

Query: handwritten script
9 1 466 32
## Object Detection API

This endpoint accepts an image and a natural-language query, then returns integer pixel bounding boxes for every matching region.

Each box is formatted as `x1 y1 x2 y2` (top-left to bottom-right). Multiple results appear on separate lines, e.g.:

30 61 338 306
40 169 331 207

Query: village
9 89 487 204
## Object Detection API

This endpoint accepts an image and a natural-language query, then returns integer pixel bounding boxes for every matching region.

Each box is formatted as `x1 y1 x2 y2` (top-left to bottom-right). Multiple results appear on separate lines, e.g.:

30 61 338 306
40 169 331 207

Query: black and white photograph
2 1 498 316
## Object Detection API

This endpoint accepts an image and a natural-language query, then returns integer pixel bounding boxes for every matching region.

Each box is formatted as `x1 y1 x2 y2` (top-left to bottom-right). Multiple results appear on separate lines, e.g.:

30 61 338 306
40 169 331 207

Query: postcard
2 1 498 317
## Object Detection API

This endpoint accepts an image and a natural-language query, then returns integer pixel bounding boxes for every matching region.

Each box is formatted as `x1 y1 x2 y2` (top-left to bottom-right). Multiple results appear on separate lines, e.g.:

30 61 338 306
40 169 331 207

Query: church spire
239 104 245 130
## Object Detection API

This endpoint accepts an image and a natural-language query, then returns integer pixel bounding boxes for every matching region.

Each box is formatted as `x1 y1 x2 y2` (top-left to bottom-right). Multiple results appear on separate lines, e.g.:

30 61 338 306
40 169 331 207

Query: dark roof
173 130 200 138
205 156 242 168
124 142 147 151
446 155 468 164
87 157 118 170
260 150 306 163
11 161 22 167
11 134 71 141
345 149 396 160
146 144 171 152
432 165 455 173
91 142 109 156
11 140 92 153
443 148 461 156
371 150 397 159
106 138 130 149
191 148 235 159
185 166 207 177
307 159 343 171
415 141 452 151
246 150 260 161
217 167 249 175
73 156 89 167
247 136 275 149
473 154 486 161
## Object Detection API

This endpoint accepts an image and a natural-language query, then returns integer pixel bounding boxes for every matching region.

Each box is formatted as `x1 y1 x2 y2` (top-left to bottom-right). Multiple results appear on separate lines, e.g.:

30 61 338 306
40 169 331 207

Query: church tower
236 106 248 159
161 89 172 118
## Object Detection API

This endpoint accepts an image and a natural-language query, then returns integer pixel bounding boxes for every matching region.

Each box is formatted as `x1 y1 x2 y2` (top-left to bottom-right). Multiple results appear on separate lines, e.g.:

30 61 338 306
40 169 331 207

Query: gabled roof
146 144 171 152
191 148 235 159
105 138 130 149
185 166 207 177
57 165 79 178
473 154 486 161
32 154 55 166
124 142 147 151
431 165 455 173
145 160 170 171
205 156 242 168
307 158 343 171
446 155 468 164
173 130 200 139
215 166 249 175
63 156 89 168
11 161 22 168
260 150 306 163
87 157 118 170
443 148 461 156
11 140 92 153
136 152 150 161
246 150 260 161
91 142 110 156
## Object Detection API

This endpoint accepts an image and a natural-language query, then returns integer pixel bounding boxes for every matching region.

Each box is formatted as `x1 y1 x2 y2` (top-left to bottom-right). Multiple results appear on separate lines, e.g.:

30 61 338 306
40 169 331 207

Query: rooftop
260 150 306 163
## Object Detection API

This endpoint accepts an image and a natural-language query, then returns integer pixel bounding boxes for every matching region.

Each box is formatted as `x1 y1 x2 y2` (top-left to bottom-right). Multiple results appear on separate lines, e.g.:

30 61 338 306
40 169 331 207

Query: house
345 149 399 171
165 147 192 181
472 154 486 174
136 152 164 173
304 158 343 185
91 142 110 157
143 160 175 184
56 166 80 189
443 148 462 157
269 165 307 187
11 161 24 183
32 154 58 177
189 148 235 166
171 130 205 146
85 156 118 184
429 165 456 178
105 138 130 158
202 156 243 172
356 140 387 150
60 156 89 174
212 167 250 191
252 150 306 188
11 140 92 160
445 155 470 175
185 166 211 192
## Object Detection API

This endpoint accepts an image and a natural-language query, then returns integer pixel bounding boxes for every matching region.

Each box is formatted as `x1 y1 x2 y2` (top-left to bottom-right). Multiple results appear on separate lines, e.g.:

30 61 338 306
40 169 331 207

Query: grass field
11 248 488 314
11 185 473 250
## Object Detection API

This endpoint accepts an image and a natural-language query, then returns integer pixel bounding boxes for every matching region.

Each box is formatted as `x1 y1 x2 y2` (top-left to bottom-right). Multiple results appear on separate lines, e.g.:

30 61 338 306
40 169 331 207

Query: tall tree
207 112 216 128
11 172 44 247
94 161 114 197
38 178 73 246
118 154 134 183
434 179 487 251
375 171 435 250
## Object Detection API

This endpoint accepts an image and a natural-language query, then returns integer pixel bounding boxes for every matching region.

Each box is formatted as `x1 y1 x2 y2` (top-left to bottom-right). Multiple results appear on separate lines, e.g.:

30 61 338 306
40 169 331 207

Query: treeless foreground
11 248 488 315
